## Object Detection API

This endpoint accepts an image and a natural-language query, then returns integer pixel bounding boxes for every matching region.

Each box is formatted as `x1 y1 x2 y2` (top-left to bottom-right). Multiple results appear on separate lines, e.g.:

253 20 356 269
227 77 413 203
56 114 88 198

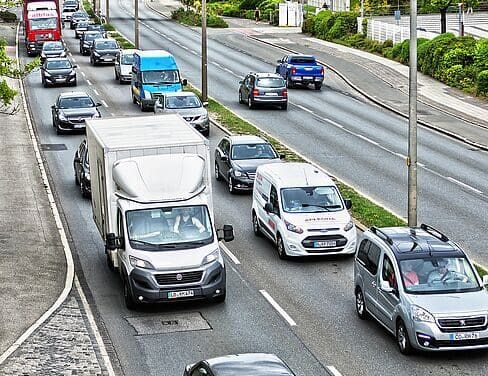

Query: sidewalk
0 24 111 375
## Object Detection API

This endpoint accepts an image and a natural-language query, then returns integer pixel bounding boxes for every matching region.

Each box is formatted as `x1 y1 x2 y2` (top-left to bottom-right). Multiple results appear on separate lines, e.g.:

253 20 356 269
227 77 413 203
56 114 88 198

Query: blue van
131 50 187 111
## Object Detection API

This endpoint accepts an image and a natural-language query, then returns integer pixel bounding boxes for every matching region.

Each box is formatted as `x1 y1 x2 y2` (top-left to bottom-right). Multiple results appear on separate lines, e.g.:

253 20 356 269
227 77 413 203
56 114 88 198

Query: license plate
265 92 278 96
168 290 194 299
103 57 114 61
73 124 85 129
303 76 314 80
449 332 480 341
314 240 336 247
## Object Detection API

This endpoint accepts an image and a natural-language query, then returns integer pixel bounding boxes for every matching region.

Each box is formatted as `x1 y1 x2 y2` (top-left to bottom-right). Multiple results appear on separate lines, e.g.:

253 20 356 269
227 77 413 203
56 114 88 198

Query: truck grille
155 271 203 285
437 316 487 332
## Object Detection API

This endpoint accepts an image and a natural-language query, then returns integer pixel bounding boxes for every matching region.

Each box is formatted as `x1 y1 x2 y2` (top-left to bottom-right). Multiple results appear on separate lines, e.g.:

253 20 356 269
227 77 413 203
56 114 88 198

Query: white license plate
73 124 85 129
168 290 194 299
103 57 114 61
314 240 336 247
265 92 278 96
303 76 314 80
449 332 480 341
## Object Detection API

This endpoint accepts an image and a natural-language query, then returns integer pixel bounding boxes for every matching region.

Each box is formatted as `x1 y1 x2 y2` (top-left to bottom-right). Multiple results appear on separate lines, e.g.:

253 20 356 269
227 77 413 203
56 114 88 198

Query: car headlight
93 51 100 56
58 112 67 121
411 305 435 323
233 170 243 177
284 219 303 234
129 255 154 269
344 219 354 232
44 71 51 77
143 90 152 99
84 171 90 181
60 51 66 57
202 249 220 266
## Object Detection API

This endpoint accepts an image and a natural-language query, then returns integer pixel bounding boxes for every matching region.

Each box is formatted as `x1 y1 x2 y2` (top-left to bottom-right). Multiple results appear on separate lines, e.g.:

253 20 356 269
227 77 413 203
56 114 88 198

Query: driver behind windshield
427 258 455 284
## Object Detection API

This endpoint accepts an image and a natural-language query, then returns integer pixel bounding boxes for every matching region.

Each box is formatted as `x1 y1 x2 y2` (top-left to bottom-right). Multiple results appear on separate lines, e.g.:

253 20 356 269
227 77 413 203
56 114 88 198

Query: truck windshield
399 257 481 294
281 186 343 213
126 205 213 249
142 70 180 84
29 18 57 30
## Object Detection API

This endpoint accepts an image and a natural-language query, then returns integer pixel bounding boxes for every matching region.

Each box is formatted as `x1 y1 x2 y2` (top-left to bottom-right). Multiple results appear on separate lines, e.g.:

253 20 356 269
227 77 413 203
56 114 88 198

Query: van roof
257 163 334 188
135 50 174 58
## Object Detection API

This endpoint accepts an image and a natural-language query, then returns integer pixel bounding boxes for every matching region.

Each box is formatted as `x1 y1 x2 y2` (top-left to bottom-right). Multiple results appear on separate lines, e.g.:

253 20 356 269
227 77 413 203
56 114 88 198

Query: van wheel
106 251 115 272
214 162 221 181
123 276 137 310
396 319 413 355
252 212 262 237
132 94 137 104
355 288 368 319
276 234 288 260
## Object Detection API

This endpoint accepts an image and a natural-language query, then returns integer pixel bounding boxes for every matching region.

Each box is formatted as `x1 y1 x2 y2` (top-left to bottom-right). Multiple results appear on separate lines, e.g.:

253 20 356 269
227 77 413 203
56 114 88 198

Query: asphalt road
20 5 488 376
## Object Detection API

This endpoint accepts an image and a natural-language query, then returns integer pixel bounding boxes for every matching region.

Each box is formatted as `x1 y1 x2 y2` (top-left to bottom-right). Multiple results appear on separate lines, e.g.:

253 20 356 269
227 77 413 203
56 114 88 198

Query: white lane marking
190 49 198 55
418 162 425 167
86 79 92 86
71 57 76 62
326 366 343 376
212 61 222 68
93 89 100 96
394 152 407 159
293 103 315 114
80 71 86 77
109 112 115 116
101 100 108 108
220 242 240 265
356 133 379 145
447 177 483 194
324 118 344 128
259 290 296 326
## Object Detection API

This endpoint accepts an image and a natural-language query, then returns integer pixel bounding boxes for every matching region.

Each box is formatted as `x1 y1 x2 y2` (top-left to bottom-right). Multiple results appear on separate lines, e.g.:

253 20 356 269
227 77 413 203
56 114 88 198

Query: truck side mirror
217 224 234 242
344 199 352 209
106 233 118 250
182 78 187 86
264 202 273 213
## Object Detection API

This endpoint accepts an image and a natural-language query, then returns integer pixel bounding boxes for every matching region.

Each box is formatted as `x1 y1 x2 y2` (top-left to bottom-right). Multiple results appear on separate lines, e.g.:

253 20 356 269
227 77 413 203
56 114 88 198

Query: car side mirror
95 102 102 107
182 78 187 86
344 199 352 209
239 80 243 85
73 64 78 68
106 233 118 250
380 280 394 293
220 155 228 162
277 59 281 63
264 202 273 213
482 275 488 287
217 224 234 242
279 154 286 159
51 105 55 109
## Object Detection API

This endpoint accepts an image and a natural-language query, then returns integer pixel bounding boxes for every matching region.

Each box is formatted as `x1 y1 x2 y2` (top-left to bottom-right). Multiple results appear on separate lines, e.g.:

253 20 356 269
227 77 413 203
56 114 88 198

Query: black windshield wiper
302 203 342 211
129 239 156 246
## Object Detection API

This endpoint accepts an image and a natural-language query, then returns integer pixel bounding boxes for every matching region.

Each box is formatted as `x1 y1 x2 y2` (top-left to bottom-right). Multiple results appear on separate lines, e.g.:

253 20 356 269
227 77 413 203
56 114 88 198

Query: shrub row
0 11 17 22
171 8 228 28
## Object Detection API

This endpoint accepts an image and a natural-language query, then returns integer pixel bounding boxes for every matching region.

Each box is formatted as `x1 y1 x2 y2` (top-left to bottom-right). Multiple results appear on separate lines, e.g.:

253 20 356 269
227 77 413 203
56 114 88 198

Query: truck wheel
286 76 294 89
123 276 137 310
106 252 115 272
314 82 322 91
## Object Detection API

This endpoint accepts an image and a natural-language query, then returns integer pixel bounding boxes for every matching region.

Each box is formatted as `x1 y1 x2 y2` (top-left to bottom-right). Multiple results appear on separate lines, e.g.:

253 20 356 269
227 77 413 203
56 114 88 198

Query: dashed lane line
447 177 483 194
101 100 108 108
86 79 92 86
93 89 100 96
326 366 343 376
220 242 240 265
80 71 86 77
259 290 296 326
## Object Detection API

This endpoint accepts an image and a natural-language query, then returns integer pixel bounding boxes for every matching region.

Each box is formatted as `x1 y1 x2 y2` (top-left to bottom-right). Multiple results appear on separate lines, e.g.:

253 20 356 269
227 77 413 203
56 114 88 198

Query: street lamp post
407 0 418 226
105 0 109 23
201 0 208 104
135 0 139 48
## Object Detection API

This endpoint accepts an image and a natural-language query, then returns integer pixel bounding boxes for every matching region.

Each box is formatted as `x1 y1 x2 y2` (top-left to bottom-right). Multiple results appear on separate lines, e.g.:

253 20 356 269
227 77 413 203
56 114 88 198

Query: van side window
117 209 125 249
269 185 280 217
357 239 370 265
366 243 381 275
381 255 397 290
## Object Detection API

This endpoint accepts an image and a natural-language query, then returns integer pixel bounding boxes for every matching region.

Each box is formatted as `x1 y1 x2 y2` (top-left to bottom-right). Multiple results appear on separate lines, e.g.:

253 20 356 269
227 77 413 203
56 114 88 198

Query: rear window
95 41 117 49
256 77 285 88
290 56 316 64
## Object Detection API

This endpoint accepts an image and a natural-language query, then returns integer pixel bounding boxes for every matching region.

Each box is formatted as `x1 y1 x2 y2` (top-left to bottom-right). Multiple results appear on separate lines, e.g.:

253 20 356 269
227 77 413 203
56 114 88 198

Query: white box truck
86 114 234 309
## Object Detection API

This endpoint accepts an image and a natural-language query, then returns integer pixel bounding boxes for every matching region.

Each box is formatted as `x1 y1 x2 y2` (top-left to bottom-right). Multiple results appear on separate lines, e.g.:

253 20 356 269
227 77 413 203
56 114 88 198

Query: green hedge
0 11 17 22
171 8 228 28
478 70 488 95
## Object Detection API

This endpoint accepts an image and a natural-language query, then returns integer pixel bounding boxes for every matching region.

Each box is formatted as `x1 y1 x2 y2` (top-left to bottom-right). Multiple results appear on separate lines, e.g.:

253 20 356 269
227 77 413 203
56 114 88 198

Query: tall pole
134 0 139 48
105 0 109 23
201 0 208 103
407 0 417 226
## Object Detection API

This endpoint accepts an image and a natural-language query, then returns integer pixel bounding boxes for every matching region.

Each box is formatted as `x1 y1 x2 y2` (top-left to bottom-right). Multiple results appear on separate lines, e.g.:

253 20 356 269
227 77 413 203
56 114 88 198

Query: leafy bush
382 46 393 59
171 8 228 27
208 13 228 27
0 11 17 22
391 42 402 60
382 39 393 48
474 39 488 71
477 70 488 95
302 14 315 33
399 39 409 64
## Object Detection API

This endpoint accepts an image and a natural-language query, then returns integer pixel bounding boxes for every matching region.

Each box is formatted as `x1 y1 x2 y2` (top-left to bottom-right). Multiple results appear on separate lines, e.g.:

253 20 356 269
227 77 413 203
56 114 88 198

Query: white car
252 162 357 259
61 6 77 21
114 49 137 84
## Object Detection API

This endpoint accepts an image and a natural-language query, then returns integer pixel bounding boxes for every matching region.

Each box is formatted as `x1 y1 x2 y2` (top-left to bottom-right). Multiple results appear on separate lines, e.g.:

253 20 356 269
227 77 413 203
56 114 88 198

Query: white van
251 163 357 259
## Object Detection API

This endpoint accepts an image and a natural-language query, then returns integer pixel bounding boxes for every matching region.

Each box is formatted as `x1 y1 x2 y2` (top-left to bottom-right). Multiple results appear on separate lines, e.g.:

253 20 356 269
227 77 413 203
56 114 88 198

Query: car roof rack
370 227 393 245
420 223 449 242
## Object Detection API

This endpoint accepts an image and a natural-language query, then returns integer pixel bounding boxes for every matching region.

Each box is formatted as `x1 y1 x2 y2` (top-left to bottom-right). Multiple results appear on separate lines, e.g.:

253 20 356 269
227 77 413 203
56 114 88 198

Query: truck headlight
129 255 154 269
411 305 435 323
202 249 220 265
344 219 354 232
143 90 151 99
284 219 303 234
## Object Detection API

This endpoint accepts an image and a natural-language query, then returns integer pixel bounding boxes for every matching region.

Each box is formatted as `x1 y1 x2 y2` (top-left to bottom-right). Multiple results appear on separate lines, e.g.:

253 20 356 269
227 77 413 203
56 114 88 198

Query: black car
215 135 282 193
79 31 103 55
74 20 92 39
40 41 66 62
90 38 119 65
73 139 91 197
184 353 296 376
239 72 288 110
41 57 77 87
51 92 101 134
70 10 88 29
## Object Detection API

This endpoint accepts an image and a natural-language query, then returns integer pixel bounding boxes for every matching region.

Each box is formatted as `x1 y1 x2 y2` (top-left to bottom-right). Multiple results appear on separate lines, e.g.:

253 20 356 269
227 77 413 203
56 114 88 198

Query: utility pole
407 0 418 226
135 0 139 48
201 0 208 104
458 3 464 36
105 0 109 23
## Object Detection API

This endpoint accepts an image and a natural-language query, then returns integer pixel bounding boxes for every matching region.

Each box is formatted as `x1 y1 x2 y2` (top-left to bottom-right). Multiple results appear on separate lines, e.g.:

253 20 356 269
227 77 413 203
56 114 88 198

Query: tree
0 38 39 114
431 0 479 34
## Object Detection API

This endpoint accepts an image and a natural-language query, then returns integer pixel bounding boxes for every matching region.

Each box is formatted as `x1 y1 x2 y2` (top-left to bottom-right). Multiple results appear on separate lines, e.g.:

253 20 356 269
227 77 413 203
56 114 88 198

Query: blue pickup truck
275 54 324 90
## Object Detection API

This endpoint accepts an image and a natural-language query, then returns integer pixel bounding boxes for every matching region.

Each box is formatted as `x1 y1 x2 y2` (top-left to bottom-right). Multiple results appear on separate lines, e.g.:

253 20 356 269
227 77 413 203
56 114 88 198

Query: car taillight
253 88 259 97
283 89 287 97
320 66 324 75
291 66 296 75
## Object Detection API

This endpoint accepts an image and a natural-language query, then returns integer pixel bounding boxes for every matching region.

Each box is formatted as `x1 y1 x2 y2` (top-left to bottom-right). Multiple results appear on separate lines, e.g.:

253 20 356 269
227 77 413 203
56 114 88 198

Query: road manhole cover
126 312 211 335
41 144 67 151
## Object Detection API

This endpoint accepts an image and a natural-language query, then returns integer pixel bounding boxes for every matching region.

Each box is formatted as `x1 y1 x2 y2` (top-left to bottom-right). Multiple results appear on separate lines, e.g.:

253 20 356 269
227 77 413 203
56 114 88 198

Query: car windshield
126 205 213 250
95 40 117 49
230 143 277 160
43 43 63 51
142 70 179 84
59 96 94 108
29 18 57 30
290 56 316 64
399 257 481 294
85 33 102 41
165 95 201 109
46 60 71 69
281 186 343 213
257 77 285 88
121 54 134 65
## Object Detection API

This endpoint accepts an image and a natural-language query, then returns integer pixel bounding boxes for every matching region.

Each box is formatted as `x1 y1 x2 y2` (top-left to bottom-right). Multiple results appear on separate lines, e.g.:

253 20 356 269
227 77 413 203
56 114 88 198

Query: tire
248 96 254 109
56 126 63 135
74 170 80 186
214 162 222 181
281 103 287 110
396 320 413 355
90 56 94 65
286 76 294 89
252 212 262 237
238 91 244 104
314 82 322 91
123 276 137 310
276 234 288 260
119 77 123 85
140 100 146 112
132 94 137 104
355 288 368 319
106 251 115 272
115 69 118 80
80 179 90 198
201 128 209 137
71 78 77 87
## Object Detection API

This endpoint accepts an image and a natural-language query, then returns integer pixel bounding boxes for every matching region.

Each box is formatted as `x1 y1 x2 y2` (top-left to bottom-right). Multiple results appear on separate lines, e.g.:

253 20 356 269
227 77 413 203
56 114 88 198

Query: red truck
23 0 62 56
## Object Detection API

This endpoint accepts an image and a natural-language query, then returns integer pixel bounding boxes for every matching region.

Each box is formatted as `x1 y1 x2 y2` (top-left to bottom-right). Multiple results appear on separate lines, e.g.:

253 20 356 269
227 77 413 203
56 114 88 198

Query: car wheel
74 170 80 186
252 212 262 237
248 96 254 109
238 91 244 104
90 56 94 65
355 288 368 319
115 69 118 80
396 320 413 355
276 234 288 260
43 78 48 88
123 276 137 310
281 103 287 110
214 162 222 181
201 128 209 137
80 179 90 198
314 82 322 91
228 176 235 194
56 126 64 135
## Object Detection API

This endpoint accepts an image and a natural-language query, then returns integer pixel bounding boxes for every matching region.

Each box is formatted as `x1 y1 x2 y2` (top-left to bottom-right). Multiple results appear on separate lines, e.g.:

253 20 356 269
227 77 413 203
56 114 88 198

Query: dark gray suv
238 72 287 110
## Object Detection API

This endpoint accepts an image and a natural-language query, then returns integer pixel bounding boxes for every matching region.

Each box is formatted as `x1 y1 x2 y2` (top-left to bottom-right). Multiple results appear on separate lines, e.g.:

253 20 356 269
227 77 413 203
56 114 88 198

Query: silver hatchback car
354 224 488 354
